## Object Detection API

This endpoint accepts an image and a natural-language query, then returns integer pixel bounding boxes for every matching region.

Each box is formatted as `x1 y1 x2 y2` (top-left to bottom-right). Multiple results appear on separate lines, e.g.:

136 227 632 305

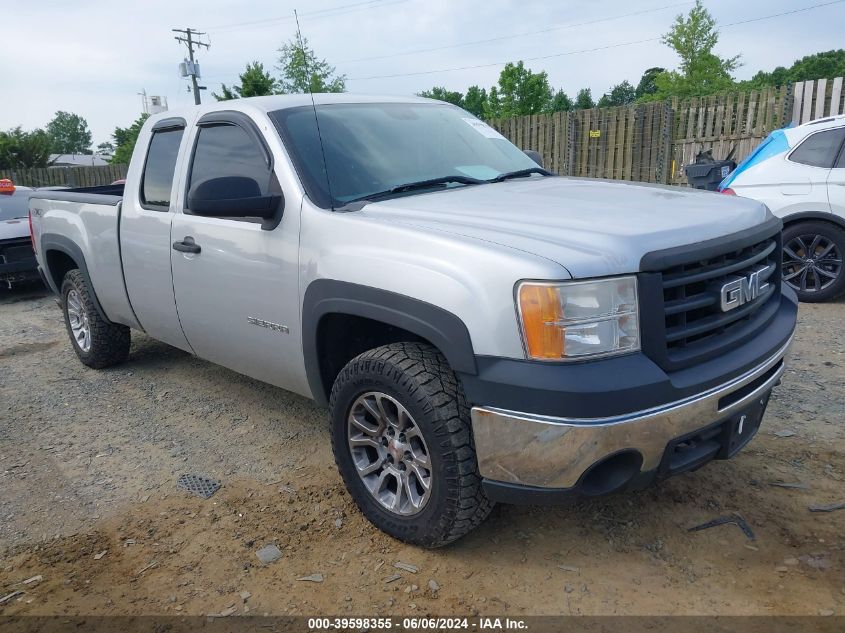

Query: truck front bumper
467 290 797 503
0 238 39 288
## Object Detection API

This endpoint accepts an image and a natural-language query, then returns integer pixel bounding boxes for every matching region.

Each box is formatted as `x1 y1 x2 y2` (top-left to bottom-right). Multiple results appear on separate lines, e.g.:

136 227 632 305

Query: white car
720 114 845 302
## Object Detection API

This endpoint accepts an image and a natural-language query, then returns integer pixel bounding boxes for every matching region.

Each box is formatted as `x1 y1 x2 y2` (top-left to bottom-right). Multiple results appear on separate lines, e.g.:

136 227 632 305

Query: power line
346 0 845 82
173 27 211 105
338 2 693 65
206 0 407 33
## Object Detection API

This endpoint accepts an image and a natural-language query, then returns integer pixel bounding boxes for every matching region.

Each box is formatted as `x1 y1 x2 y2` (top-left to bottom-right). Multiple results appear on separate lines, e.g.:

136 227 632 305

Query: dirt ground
0 284 843 617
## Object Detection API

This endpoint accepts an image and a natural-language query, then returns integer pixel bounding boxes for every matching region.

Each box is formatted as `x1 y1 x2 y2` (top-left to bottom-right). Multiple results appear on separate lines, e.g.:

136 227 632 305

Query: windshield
269 102 540 208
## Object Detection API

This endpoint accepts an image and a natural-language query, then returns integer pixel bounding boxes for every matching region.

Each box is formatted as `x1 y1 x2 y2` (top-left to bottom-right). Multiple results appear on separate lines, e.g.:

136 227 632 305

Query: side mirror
523 149 544 168
187 176 282 223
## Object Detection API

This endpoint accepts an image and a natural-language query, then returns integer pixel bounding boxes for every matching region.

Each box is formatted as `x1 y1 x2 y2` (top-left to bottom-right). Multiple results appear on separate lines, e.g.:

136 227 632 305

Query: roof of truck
151 94 438 124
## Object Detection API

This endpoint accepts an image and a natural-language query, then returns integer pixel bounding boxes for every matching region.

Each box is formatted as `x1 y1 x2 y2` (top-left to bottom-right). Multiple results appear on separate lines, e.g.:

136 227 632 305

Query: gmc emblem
720 266 772 312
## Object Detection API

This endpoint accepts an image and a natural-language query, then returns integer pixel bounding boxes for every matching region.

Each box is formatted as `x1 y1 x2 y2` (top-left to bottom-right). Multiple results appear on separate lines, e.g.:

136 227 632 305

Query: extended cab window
141 128 184 209
789 128 845 168
186 123 273 222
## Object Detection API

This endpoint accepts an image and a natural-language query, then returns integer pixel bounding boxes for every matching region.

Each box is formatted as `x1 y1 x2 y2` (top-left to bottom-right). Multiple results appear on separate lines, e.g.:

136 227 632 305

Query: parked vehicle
30 95 797 546
720 115 845 302
0 180 41 289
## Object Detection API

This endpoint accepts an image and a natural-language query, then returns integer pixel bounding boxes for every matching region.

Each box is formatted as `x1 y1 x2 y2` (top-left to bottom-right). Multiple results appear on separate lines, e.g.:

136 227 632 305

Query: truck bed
28 183 124 205
29 185 140 330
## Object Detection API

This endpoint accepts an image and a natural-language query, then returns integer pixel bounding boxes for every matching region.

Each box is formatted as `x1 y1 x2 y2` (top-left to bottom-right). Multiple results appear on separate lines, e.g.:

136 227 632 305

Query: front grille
639 222 782 371
0 238 34 264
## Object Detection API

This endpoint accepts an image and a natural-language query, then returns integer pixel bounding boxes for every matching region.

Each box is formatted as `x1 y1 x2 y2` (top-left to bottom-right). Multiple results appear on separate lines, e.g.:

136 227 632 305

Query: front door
170 115 307 396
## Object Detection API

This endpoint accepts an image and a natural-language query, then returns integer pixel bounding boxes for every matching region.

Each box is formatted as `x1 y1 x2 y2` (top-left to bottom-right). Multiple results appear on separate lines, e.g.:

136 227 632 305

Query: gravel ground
0 283 843 616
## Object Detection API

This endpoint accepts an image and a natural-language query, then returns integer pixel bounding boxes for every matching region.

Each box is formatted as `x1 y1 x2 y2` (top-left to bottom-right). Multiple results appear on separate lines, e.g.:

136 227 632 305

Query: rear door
169 111 306 394
783 127 845 212
827 127 845 217
120 118 193 351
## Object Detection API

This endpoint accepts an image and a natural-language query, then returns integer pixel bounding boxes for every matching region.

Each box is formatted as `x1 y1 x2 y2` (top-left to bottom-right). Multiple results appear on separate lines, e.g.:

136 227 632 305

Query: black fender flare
40 233 110 323
781 211 845 230
302 279 477 407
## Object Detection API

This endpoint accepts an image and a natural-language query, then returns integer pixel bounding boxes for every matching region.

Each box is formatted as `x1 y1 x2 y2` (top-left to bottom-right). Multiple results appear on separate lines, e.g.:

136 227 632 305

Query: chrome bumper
471 336 792 489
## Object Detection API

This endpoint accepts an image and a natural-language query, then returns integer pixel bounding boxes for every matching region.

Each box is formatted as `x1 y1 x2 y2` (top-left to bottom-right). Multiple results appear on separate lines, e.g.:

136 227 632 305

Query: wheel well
316 313 431 402
45 249 78 291
782 215 845 231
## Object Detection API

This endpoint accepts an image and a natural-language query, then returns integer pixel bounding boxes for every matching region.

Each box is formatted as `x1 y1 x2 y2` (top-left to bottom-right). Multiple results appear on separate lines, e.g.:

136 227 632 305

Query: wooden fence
792 77 845 124
490 77 844 186
0 164 128 188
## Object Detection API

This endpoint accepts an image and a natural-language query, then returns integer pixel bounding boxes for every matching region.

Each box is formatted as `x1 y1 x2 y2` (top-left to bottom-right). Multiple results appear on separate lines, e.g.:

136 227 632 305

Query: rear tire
61 269 130 368
329 342 493 547
782 221 845 302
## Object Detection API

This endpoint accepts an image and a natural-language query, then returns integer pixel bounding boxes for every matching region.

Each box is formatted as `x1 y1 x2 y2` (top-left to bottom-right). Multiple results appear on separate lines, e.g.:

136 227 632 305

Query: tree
635 67 665 99
0 127 52 169
783 49 845 82
652 0 739 99
574 88 595 110
463 86 487 117
111 114 150 165
597 80 636 108
497 61 552 117
545 89 573 113
96 141 115 155
276 36 345 93
417 87 464 107
483 86 502 119
46 111 92 154
214 61 277 101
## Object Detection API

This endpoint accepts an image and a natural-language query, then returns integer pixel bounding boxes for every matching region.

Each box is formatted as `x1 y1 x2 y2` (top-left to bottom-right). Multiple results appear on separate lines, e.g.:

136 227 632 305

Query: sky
2 0 844 147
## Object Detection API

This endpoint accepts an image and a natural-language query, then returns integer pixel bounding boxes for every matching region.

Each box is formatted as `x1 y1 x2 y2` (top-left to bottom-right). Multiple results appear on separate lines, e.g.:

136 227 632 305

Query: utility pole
173 27 209 105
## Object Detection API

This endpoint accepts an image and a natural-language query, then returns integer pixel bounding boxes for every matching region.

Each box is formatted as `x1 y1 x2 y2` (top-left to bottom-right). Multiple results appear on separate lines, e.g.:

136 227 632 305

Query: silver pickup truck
30 94 797 547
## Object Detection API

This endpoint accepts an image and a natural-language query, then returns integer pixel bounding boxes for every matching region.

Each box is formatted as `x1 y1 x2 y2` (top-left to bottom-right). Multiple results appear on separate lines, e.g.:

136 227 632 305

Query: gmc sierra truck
30 94 797 547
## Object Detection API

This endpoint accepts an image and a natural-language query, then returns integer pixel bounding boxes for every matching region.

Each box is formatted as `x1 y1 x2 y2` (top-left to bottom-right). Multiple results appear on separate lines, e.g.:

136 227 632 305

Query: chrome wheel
347 391 432 516
66 288 91 353
783 233 842 294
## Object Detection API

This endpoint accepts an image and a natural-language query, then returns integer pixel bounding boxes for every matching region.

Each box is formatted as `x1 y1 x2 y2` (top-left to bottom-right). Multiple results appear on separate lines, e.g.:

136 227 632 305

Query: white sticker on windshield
463 117 506 140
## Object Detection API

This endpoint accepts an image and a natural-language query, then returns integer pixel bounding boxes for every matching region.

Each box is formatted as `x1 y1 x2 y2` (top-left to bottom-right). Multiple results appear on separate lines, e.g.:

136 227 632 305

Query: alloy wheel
66 288 92 352
782 233 842 294
347 391 433 516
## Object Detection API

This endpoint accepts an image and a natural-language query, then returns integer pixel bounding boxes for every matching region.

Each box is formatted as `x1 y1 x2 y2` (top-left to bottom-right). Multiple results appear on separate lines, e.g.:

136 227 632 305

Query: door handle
172 236 201 254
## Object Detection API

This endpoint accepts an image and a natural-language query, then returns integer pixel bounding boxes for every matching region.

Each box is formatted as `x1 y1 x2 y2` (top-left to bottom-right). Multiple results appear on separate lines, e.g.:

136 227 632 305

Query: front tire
61 269 130 368
782 221 845 302
329 342 493 547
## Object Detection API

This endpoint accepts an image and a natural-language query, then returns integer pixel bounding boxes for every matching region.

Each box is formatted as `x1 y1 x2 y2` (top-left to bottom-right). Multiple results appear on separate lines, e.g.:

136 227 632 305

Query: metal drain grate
176 474 221 499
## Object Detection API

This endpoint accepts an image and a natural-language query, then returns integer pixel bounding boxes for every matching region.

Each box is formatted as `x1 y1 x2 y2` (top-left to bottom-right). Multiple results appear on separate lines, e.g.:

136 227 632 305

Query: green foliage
0 127 52 169
788 49 845 82
46 111 92 155
545 89 573 113
635 67 665 99
463 86 487 117
574 88 595 110
484 86 502 119
276 36 345 93
497 62 553 117
111 114 150 165
741 50 845 89
651 0 739 99
597 81 636 108
417 87 464 107
214 62 278 101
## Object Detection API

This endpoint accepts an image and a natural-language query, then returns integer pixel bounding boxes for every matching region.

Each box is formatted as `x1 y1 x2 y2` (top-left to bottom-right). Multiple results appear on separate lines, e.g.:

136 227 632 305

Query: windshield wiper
341 175 484 207
488 167 553 183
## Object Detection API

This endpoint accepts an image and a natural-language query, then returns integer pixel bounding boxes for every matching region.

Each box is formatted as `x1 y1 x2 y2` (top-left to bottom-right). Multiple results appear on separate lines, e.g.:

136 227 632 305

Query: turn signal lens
518 284 564 359
517 277 640 361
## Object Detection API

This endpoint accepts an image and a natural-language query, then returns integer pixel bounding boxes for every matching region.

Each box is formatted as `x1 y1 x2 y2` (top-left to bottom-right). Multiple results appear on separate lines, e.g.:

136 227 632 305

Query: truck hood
360 177 771 278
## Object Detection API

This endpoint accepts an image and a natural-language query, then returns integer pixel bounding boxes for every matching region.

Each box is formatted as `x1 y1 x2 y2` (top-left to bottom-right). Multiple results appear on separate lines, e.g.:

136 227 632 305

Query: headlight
516 276 640 360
